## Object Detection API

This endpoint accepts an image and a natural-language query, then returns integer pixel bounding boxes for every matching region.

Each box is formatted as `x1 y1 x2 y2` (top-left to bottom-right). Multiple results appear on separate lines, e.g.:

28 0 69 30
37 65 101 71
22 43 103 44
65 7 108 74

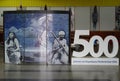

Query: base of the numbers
72 58 119 65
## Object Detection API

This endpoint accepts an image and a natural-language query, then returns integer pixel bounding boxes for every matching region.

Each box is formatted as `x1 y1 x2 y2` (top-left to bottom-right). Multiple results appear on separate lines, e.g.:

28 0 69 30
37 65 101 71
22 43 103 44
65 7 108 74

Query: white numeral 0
89 36 103 57
104 36 119 58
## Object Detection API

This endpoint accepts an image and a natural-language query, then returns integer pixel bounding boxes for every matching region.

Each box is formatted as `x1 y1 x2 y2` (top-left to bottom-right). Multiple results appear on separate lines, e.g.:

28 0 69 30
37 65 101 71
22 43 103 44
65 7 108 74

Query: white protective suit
52 37 69 64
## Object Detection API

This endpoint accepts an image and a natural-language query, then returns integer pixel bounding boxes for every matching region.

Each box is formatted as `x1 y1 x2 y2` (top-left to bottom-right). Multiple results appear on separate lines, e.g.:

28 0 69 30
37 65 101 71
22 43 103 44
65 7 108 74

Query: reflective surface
0 64 119 81
0 46 120 81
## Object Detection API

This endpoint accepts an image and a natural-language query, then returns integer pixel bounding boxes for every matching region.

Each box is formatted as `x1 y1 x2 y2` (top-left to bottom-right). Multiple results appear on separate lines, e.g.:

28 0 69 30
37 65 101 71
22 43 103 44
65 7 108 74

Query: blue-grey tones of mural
47 13 70 64
4 11 70 64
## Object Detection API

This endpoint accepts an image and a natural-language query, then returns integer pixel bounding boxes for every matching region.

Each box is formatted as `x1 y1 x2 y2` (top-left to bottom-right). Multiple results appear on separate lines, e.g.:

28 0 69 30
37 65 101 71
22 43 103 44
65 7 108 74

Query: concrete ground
0 45 120 81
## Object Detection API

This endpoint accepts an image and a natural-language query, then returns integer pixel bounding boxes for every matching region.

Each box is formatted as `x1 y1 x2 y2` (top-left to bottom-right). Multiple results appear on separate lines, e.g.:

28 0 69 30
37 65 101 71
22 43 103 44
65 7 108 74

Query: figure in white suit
51 31 69 64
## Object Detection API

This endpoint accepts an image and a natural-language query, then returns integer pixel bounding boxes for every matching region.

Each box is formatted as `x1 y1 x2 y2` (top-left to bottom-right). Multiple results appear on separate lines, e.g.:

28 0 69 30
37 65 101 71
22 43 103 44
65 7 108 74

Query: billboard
72 30 119 65
4 11 70 64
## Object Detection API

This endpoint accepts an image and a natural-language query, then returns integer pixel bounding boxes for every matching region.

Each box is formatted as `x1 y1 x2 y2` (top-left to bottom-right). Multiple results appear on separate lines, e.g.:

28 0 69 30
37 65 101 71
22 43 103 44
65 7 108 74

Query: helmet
58 31 65 36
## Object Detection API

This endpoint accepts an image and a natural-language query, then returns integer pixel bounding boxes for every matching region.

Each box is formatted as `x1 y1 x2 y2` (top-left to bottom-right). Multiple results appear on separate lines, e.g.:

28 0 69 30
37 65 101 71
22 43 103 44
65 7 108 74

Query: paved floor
0 63 119 81
0 46 120 81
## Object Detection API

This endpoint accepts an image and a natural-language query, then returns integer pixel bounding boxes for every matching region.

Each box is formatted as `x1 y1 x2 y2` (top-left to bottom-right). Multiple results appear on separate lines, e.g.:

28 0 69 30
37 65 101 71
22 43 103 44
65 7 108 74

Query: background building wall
0 6 117 31
74 7 90 30
100 7 115 31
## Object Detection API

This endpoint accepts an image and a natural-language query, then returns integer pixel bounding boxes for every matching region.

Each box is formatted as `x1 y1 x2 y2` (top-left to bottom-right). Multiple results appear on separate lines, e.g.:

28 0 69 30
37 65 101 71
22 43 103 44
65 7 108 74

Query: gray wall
100 7 115 31
0 6 116 31
74 7 90 30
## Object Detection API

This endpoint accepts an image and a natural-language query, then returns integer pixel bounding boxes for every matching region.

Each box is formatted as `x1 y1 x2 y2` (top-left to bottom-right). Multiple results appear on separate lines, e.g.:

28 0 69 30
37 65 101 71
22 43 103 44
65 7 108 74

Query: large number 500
73 30 119 58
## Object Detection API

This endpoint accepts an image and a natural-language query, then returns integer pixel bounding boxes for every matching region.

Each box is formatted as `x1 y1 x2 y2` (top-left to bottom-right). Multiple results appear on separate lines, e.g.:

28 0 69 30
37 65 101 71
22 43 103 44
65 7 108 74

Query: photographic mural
4 11 70 64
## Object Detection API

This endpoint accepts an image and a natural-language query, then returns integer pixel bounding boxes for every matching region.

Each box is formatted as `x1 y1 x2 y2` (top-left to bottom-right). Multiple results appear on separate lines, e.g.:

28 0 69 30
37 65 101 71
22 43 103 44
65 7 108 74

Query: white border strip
72 58 119 65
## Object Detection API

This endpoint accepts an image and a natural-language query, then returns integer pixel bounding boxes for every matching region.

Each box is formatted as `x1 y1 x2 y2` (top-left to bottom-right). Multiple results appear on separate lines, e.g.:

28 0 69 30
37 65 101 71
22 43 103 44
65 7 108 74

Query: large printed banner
72 30 119 65
4 11 70 64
